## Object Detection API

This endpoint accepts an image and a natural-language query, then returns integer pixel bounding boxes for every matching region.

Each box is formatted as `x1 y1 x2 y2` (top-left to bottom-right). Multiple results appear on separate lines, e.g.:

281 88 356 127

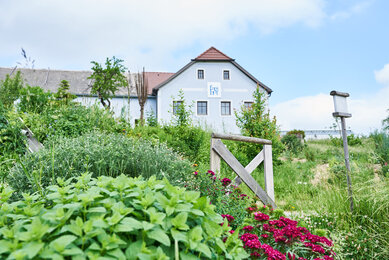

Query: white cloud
374 63 389 85
271 68 389 135
330 0 372 20
0 0 326 70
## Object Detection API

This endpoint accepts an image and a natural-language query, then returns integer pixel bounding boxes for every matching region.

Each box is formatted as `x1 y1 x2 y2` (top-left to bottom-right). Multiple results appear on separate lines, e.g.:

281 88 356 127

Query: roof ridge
194 46 233 61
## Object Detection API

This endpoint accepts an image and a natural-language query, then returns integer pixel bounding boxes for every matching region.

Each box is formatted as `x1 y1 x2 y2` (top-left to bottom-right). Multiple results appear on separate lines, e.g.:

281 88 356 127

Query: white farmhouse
153 47 272 133
0 47 272 134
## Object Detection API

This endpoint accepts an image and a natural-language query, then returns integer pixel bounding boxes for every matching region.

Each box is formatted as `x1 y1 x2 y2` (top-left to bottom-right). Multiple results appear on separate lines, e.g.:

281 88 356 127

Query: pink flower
243 225 254 232
254 211 270 221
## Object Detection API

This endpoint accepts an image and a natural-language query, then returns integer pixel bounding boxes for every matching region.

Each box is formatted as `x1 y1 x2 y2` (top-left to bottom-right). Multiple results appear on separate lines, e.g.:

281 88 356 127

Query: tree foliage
235 86 284 161
88 57 127 109
0 71 24 108
54 80 76 105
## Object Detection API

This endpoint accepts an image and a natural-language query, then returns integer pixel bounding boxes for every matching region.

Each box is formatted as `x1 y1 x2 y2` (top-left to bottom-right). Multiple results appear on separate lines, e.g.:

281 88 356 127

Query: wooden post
263 144 275 202
210 138 221 174
340 117 354 212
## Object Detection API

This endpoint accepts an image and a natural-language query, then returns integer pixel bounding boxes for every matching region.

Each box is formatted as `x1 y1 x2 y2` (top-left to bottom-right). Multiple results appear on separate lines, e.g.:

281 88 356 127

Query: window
173 101 183 115
244 101 253 109
197 69 204 79
197 101 207 115
223 70 230 80
221 101 231 115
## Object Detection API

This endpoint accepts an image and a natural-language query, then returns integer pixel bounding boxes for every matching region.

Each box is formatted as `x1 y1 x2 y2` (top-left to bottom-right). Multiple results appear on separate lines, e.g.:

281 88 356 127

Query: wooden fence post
263 144 275 202
210 138 221 174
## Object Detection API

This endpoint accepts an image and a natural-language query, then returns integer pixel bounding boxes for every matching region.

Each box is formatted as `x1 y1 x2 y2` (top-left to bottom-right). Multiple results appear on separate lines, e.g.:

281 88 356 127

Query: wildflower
194 171 198 176
243 225 254 232
221 214 235 222
254 211 270 221
207 170 215 176
221 178 231 186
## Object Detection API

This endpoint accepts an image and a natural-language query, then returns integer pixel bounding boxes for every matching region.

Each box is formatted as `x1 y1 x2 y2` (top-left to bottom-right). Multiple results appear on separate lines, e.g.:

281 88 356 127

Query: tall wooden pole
340 116 354 212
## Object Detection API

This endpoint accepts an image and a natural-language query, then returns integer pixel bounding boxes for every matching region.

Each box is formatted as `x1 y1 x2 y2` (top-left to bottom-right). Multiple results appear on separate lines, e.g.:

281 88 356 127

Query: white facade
156 61 266 134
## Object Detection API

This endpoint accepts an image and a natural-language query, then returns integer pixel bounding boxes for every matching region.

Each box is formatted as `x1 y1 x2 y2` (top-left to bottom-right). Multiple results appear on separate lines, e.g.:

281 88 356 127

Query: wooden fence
210 133 276 208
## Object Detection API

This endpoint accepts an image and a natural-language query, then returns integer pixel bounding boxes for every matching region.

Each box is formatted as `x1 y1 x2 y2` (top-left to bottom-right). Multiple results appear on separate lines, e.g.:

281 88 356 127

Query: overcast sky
1 0 388 134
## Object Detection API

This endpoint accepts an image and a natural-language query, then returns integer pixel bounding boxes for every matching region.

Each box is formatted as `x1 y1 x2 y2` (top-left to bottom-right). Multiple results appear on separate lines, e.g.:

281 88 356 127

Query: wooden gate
210 133 276 208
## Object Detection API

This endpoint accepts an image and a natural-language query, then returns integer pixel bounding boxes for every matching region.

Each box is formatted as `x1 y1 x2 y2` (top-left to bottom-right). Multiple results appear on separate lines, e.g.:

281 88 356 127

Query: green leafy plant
0 71 24 108
171 89 193 127
281 133 304 155
8 132 193 198
0 174 248 259
54 80 76 105
235 86 284 163
186 170 253 230
88 56 128 109
18 85 53 113
0 107 26 157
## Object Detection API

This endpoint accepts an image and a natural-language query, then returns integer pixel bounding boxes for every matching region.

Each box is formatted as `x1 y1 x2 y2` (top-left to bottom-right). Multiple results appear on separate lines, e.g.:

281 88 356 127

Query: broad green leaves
0 174 248 259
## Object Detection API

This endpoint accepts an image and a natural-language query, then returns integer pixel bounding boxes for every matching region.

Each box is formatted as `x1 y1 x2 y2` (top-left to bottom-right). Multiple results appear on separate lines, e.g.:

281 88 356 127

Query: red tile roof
144 72 174 94
194 46 233 61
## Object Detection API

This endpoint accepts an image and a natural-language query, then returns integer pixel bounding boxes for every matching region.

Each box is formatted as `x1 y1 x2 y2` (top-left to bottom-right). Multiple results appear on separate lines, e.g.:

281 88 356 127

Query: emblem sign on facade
207 82 221 97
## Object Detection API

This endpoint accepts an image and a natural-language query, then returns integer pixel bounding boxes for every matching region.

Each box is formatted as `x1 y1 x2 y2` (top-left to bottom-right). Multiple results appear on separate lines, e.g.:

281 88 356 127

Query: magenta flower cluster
228 210 335 260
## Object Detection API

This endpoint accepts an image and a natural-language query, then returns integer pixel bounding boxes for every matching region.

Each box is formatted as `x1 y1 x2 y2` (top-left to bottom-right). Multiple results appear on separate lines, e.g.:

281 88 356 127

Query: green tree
88 57 127 109
54 80 76 105
235 86 284 161
0 71 24 108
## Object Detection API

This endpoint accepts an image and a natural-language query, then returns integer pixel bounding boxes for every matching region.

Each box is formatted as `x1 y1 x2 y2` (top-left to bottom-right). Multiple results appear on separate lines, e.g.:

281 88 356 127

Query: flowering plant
226 206 335 259
186 170 253 229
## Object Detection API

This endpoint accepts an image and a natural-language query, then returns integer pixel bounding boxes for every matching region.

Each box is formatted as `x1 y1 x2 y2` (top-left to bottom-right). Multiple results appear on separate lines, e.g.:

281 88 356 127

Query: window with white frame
197 69 204 79
221 101 231 115
223 70 230 80
173 101 183 115
244 101 253 109
197 101 207 115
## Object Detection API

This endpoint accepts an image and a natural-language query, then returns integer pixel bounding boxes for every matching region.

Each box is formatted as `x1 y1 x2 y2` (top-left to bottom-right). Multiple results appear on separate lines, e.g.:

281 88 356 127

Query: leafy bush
8 132 192 198
281 134 304 155
0 106 26 157
18 85 53 113
330 134 362 147
186 170 253 229
235 87 284 163
370 131 389 167
127 124 210 165
0 174 248 259
21 103 126 143
0 71 24 108
286 129 305 139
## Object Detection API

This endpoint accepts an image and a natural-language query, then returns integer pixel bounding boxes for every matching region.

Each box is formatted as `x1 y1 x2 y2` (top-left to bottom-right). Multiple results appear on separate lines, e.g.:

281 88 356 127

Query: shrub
21 103 125 143
281 134 304 155
186 170 253 229
0 174 249 259
330 134 362 147
235 87 284 163
0 71 24 108
8 132 192 198
18 85 53 113
370 131 389 167
127 124 210 165
0 106 26 157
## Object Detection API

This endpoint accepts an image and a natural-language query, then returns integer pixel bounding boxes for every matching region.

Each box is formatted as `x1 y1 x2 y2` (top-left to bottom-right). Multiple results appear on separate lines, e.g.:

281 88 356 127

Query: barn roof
0 67 174 96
